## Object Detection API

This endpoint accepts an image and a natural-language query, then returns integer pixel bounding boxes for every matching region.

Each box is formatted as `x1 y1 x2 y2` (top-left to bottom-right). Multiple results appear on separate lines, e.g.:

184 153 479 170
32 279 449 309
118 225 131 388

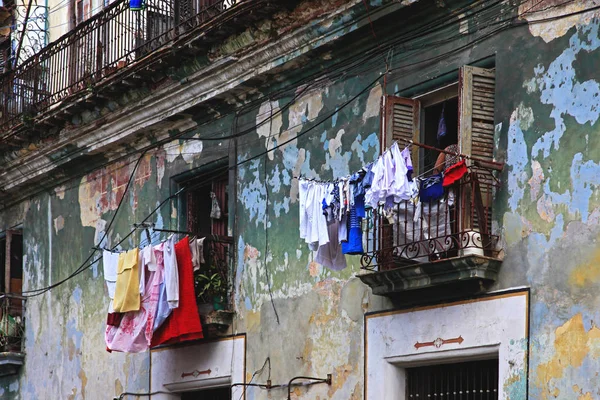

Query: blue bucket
129 0 143 10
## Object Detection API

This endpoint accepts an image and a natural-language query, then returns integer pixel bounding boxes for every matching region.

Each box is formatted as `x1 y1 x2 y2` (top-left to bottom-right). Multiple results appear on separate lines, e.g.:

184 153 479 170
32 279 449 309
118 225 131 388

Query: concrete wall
1 0 600 398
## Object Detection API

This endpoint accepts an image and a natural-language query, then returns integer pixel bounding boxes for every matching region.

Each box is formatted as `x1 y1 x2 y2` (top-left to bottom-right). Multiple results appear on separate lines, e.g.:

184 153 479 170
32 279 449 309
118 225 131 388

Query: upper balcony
0 0 287 136
0 294 26 377
359 163 503 301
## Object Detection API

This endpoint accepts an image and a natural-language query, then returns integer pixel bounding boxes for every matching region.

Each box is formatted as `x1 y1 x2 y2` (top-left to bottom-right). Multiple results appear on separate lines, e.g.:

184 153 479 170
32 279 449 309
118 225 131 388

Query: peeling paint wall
5 0 600 398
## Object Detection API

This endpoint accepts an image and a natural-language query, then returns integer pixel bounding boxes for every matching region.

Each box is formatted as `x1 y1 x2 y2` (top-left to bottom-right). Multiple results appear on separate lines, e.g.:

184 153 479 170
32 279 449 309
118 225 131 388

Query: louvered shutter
459 66 496 249
459 66 495 162
384 95 420 172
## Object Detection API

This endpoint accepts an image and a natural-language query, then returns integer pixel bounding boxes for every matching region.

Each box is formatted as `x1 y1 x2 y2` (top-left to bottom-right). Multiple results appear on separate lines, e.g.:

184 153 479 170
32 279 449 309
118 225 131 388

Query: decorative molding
414 335 464 350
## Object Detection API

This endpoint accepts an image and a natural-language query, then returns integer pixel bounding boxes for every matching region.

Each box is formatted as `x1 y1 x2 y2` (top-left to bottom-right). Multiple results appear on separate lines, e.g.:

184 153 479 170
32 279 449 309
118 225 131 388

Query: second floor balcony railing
0 293 25 354
360 164 502 271
0 0 238 131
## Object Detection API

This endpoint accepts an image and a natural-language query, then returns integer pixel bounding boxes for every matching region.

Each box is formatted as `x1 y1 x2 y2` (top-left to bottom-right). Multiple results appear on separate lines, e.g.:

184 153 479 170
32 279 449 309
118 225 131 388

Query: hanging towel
315 221 347 271
443 159 468 187
151 238 204 347
112 248 140 313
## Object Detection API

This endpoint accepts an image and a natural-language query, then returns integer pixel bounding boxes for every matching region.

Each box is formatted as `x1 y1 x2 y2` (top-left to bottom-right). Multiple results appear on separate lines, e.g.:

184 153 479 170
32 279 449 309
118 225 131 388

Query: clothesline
401 139 504 171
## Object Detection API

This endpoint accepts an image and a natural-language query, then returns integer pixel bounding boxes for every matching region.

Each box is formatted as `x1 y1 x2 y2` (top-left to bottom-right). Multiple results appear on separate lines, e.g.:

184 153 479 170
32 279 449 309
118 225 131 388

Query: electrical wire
11 0 598 296
17 70 382 297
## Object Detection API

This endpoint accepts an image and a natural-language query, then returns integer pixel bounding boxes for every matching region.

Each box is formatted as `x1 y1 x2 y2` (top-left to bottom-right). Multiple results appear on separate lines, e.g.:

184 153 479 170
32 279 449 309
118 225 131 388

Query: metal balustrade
361 164 501 271
0 0 237 131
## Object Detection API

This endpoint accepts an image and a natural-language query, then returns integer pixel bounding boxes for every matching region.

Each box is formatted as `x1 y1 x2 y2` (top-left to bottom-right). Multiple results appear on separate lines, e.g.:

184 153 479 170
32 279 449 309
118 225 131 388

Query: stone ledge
0 352 24 377
358 255 502 297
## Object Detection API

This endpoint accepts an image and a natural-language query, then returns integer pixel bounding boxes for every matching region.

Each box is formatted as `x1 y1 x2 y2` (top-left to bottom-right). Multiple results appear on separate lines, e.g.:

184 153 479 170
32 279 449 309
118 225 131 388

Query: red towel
151 238 204 347
443 159 468 187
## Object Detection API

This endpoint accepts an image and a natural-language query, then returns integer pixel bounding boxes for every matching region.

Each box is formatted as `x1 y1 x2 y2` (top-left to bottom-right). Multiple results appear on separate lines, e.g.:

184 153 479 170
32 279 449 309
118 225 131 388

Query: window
182 169 232 312
185 170 229 237
406 359 499 399
365 65 499 268
0 230 23 294
181 387 231 400
383 65 495 170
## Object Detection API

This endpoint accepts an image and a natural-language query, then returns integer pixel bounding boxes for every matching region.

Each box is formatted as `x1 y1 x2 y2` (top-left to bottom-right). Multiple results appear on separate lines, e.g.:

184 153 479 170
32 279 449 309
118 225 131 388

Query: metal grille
407 359 498 400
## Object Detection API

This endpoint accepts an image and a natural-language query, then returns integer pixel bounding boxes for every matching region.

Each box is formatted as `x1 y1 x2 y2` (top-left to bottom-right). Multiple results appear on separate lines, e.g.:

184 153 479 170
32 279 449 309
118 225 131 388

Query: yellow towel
112 248 140 312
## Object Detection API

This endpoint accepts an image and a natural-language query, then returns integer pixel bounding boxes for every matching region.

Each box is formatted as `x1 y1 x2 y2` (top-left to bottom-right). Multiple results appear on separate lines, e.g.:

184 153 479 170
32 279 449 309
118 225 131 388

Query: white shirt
163 235 179 309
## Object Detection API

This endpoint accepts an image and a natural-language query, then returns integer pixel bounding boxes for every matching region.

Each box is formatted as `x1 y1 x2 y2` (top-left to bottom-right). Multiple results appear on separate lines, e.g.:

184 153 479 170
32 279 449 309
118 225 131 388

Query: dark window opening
406 359 498 399
183 170 232 310
0 232 23 294
422 96 459 174
181 386 231 400
186 171 229 237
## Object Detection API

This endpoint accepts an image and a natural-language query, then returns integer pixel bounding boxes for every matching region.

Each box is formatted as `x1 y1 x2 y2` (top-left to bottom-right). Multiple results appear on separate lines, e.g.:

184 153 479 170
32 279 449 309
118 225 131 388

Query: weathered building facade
0 0 598 398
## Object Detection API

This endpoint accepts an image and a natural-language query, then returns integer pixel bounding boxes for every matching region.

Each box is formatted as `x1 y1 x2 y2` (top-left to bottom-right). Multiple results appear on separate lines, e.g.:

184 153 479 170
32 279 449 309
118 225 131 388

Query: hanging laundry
419 174 444 203
103 250 119 313
315 221 347 271
153 242 172 331
401 146 414 181
190 237 206 272
151 237 203 347
365 142 412 209
163 235 179 309
299 181 330 250
341 206 363 255
105 253 163 353
210 192 222 219
112 248 141 313
443 159 468 187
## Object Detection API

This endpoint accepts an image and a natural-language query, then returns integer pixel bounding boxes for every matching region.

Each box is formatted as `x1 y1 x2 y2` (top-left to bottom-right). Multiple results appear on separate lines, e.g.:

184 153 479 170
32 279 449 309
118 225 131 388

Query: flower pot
213 295 226 311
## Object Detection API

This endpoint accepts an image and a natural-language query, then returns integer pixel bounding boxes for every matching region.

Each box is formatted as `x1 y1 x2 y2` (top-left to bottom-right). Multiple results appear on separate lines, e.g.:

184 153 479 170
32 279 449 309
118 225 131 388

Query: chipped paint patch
519 0 600 43
362 84 382 123
53 215 65 233
535 313 600 400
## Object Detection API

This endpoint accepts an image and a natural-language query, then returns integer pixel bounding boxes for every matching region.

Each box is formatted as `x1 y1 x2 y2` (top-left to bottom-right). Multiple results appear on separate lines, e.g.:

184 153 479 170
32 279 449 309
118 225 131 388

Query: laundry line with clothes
102 233 208 353
297 139 481 271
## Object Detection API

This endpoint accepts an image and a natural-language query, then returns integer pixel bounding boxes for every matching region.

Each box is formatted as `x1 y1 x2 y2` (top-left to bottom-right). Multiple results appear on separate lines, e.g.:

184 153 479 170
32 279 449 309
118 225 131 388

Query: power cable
13 0 596 296
18 70 383 297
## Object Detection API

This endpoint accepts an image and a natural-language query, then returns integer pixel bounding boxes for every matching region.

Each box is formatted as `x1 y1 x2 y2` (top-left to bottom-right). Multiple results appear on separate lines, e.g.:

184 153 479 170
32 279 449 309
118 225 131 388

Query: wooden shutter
458 66 495 248
458 66 495 162
383 95 420 172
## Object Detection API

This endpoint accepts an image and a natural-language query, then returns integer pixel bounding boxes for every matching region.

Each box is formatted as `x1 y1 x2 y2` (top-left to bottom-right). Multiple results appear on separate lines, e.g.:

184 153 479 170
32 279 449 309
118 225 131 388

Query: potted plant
195 265 227 310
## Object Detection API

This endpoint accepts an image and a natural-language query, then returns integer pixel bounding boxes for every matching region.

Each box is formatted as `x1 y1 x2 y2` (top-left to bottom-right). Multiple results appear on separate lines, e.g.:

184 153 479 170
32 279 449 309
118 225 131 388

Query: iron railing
0 294 26 353
194 234 232 306
0 0 237 131
361 165 501 271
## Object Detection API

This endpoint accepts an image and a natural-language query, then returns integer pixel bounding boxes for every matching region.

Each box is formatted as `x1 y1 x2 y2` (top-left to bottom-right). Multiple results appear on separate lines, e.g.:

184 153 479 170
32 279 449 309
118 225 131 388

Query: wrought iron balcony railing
0 0 237 131
360 164 501 271
0 293 25 354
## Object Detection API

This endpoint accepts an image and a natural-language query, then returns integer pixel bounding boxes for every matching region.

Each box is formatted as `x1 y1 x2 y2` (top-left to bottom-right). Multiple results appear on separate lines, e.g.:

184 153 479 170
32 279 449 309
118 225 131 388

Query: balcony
0 294 26 376
359 164 503 301
0 0 285 134
195 234 234 336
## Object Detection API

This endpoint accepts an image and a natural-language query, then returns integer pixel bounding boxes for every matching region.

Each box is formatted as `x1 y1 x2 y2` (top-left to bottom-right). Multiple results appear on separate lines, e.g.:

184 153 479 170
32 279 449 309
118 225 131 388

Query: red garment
151 238 203 347
443 159 468 187
106 313 123 327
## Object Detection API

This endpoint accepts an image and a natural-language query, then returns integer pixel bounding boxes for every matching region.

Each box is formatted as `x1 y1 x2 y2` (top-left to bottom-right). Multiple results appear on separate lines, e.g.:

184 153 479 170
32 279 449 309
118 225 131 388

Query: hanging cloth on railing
210 192 222 219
